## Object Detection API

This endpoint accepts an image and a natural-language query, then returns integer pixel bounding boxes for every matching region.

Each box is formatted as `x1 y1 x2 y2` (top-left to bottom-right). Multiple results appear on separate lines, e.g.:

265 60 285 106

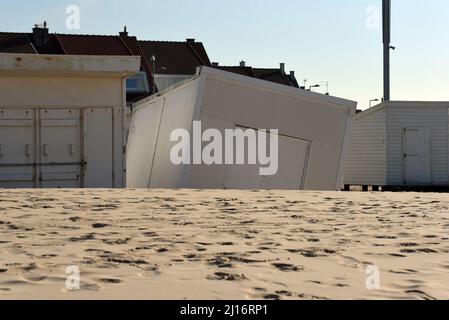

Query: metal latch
26 144 32 157
69 144 76 155
43 144 49 157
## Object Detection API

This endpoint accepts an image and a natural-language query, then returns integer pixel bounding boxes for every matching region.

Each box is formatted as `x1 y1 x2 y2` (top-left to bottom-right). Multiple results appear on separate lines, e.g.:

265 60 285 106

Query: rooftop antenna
150 55 156 94
383 0 392 102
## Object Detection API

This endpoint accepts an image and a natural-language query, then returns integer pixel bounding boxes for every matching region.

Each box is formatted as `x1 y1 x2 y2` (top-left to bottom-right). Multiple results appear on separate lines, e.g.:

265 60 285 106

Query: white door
260 135 310 190
39 109 81 188
0 109 36 188
225 130 310 190
83 108 114 188
403 128 431 185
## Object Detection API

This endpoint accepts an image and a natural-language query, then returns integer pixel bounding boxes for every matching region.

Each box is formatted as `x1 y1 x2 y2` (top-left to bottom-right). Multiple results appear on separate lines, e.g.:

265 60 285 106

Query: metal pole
151 55 156 94
383 0 391 101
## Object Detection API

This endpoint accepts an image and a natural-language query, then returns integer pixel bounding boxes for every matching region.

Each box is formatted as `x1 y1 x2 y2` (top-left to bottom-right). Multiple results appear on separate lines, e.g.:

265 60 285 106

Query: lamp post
369 99 379 108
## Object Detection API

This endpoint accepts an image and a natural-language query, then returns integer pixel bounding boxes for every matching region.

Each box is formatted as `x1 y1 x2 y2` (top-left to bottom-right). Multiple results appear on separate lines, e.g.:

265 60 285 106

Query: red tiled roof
138 40 211 75
0 31 213 97
57 34 131 55
0 32 36 54
0 32 157 96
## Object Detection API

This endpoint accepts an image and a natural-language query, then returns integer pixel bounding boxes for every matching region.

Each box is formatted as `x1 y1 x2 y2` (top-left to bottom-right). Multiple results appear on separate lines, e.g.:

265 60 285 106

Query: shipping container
127 67 357 190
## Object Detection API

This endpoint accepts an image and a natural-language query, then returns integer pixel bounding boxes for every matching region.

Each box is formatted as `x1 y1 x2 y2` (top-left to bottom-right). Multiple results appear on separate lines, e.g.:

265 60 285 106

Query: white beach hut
344 101 449 190
127 67 357 190
0 53 140 188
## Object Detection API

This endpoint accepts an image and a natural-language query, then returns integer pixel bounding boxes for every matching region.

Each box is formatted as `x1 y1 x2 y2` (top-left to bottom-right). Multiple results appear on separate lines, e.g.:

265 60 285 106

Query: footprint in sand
207 272 248 281
271 263 303 272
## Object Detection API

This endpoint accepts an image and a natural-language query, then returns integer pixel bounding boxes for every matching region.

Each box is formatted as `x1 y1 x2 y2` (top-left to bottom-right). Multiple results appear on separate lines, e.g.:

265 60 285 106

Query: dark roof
216 66 256 78
127 92 154 104
57 34 131 55
0 32 36 53
138 40 211 75
215 65 300 88
253 68 299 88
0 31 160 99
0 31 214 102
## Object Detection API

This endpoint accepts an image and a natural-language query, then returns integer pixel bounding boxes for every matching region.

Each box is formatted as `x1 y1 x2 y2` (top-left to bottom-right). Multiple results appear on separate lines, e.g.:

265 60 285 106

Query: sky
1 0 448 109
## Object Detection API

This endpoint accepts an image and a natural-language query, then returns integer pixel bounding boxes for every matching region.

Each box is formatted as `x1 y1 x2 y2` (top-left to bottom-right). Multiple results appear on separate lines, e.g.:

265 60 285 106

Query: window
126 78 138 91
126 72 150 92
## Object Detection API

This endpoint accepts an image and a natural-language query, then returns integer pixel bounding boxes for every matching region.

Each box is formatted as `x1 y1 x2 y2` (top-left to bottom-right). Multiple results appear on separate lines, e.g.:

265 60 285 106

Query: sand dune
0 189 448 300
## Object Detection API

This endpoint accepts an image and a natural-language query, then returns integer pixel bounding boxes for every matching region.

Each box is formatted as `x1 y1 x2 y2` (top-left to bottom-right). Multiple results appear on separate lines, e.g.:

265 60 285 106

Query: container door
0 109 36 188
403 128 431 185
39 109 82 188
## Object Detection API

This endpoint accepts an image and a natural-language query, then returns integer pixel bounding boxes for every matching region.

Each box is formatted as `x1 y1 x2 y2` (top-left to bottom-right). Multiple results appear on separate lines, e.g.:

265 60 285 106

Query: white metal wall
200 73 354 190
344 107 387 186
128 68 356 190
386 104 449 186
155 74 192 92
0 107 118 188
127 80 200 188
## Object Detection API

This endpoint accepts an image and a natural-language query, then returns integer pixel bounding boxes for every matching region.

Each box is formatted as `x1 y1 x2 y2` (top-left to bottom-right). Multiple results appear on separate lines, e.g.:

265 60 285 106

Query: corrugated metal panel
344 107 387 186
386 105 449 185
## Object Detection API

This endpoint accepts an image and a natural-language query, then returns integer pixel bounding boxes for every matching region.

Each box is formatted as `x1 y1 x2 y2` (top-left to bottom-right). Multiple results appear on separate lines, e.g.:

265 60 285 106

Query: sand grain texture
0 189 448 300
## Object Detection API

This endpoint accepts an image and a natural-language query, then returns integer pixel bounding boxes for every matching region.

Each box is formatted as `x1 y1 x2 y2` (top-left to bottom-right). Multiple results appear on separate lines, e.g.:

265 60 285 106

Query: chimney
211 62 219 67
32 21 49 47
186 38 195 43
280 63 286 74
119 26 129 37
239 60 246 67
289 71 295 78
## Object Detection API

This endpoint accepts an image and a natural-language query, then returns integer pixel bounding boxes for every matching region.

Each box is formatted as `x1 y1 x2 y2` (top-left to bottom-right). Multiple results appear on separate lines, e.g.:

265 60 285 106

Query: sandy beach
0 189 448 300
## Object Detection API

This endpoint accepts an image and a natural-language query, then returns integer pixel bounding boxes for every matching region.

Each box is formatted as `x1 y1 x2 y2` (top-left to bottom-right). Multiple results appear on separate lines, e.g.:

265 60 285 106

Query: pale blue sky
1 0 448 109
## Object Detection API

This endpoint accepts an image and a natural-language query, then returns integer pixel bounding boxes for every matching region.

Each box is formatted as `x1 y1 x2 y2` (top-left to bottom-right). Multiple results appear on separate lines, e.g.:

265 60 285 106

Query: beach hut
127 67 356 190
0 53 140 188
344 101 449 190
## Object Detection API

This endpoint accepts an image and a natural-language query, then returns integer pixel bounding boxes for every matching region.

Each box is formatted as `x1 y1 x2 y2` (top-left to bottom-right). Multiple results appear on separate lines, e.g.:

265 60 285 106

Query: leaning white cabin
127 67 357 191
0 53 140 188
344 101 449 190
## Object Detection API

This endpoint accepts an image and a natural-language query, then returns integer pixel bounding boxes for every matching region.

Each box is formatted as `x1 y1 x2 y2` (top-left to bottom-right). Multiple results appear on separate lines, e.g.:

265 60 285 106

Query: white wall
386 103 449 186
344 107 387 186
155 74 191 92
0 76 126 188
127 79 200 188
199 73 355 190
127 67 356 190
